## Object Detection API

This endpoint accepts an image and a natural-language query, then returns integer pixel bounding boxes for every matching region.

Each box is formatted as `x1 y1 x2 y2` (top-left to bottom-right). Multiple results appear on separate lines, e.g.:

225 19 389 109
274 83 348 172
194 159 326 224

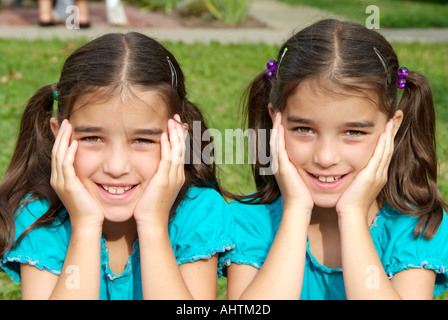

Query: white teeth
315 175 342 183
101 185 133 195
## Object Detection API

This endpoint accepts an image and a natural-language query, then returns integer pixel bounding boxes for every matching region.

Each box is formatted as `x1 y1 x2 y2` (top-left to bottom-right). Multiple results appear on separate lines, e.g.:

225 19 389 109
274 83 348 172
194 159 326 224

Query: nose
102 143 131 178
313 136 339 169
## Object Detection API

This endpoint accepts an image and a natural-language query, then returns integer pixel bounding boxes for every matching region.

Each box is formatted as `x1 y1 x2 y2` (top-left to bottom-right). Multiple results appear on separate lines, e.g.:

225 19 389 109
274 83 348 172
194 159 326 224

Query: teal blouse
1 187 232 300
228 196 448 299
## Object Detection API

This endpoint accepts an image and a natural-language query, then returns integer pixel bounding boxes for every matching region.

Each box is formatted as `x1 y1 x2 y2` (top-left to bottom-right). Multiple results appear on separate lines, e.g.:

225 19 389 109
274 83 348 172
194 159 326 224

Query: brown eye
346 130 363 136
82 136 101 142
297 127 313 134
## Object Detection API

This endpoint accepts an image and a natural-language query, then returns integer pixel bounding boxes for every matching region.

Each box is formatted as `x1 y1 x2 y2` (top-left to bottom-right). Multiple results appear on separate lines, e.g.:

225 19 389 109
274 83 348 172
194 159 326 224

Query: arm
21 228 102 300
137 223 218 299
337 119 436 299
21 120 104 299
135 115 217 299
339 214 435 299
229 112 311 300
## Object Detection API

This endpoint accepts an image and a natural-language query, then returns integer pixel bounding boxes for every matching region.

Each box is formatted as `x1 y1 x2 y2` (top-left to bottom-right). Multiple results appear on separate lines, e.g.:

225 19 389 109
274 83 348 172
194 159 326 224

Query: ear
49 117 60 138
268 103 275 122
391 110 403 137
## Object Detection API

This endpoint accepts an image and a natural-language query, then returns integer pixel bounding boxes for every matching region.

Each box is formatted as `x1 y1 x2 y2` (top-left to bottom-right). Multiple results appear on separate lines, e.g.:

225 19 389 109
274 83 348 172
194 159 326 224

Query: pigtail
168 98 222 220
384 71 447 239
0 85 62 257
238 72 280 203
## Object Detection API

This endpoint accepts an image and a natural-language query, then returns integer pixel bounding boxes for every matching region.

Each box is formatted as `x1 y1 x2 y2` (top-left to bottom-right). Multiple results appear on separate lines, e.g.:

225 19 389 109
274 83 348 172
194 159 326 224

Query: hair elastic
396 67 409 89
264 47 288 80
51 83 59 101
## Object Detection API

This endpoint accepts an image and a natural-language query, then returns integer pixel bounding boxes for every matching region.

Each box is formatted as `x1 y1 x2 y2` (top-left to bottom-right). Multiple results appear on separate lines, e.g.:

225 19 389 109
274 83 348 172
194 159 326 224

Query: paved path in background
0 0 447 44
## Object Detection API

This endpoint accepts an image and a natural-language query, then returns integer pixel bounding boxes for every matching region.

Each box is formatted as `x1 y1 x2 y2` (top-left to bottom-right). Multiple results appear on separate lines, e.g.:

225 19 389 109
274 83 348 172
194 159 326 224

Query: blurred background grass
278 0 448 28
1 37 447 300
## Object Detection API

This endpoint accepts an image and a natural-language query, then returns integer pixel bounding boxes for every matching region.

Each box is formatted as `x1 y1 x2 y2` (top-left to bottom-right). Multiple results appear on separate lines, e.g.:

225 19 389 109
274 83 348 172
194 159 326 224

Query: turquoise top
228 196 448 299
1 187 232 300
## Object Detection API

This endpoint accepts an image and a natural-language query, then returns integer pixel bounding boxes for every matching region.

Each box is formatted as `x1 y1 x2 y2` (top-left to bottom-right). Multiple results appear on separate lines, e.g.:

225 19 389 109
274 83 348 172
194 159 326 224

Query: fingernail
388 120 394 130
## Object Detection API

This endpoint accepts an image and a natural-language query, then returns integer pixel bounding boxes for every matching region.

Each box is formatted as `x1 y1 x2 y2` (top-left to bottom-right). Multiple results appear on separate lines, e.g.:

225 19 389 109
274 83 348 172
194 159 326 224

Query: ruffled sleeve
371 204 448 297
1 198 70 282
226 197 281 269
168 187 233 277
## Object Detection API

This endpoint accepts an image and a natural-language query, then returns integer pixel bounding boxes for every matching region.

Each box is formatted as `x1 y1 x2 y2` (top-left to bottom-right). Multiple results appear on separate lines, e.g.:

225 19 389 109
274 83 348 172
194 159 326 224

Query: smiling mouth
99 184 137 195
309 173 346 183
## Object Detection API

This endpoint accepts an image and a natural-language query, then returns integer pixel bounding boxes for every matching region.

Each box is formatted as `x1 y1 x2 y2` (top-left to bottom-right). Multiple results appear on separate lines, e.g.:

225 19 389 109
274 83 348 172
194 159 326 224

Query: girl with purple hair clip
225 19 448 300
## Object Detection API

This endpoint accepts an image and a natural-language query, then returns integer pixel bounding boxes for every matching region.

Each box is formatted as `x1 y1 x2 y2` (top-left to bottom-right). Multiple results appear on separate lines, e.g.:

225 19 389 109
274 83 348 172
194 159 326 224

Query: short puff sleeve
227 197 281 269
1 198 70 282
371 204 448 297
168 187 233 277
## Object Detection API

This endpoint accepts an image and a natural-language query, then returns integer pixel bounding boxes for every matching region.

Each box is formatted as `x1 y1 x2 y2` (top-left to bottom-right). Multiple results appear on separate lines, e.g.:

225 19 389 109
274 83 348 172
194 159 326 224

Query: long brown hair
0 32 220 257
243 19 446 239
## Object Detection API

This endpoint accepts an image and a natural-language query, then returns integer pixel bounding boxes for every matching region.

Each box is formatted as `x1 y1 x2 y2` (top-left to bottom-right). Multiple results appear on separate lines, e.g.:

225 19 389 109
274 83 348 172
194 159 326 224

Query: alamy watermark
186 121 278 175
65 265 80 289
366 5 380 29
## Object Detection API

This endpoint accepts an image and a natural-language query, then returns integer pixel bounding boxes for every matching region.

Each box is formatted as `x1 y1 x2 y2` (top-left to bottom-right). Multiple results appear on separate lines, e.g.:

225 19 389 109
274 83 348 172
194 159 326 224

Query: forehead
285 78 385 123
69 87 170 126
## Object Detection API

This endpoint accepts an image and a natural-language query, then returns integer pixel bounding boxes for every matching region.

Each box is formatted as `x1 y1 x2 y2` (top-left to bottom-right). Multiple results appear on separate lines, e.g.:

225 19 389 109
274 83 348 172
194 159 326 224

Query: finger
277 123 289 169
270 113 280 175
378 120 395 174
62 140 79 183
52 120 71 186
171 115 186 182
51 121 65 185
157 132 171 176
56 122 73 176
173 117 187 180
173 115 187 164
168 118 183 166
51 119 67 168
364 120 393 181
363 133 387 180
174 115 186 162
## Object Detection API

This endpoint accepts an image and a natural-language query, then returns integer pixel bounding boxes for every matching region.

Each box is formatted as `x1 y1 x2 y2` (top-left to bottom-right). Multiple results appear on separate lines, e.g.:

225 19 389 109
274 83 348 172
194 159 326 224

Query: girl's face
281 79 401 209
64 88 170 223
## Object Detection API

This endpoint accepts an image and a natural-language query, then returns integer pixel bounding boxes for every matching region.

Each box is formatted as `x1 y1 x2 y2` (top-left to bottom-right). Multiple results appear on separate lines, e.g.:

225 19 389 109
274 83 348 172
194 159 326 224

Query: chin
311 195 339 209
102 207 136 223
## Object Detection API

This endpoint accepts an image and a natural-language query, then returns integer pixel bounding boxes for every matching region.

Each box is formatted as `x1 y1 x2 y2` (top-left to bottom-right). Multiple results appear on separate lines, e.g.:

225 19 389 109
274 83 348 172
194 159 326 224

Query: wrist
338 212 370 231
137 220 169 240
135 212 169 228
70 225 102 242
282 202 312 220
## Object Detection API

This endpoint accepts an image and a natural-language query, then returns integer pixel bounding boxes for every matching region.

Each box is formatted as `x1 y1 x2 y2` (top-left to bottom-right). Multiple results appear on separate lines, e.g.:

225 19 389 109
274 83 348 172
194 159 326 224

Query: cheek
348 138 379 172
284 134 310 168
73 148 100 180
134 149 161 183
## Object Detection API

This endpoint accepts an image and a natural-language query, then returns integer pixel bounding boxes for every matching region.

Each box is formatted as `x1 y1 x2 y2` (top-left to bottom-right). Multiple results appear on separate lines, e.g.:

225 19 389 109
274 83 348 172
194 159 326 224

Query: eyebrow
286 116 314 125
131 128 164 136
343 121 375 128
73 126 164 136
286 116 375 128
73 126 104 133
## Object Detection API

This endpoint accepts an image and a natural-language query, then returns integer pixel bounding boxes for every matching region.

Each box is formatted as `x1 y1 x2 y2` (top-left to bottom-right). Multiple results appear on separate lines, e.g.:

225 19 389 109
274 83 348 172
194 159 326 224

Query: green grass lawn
0 37 447 300
278 0 448 28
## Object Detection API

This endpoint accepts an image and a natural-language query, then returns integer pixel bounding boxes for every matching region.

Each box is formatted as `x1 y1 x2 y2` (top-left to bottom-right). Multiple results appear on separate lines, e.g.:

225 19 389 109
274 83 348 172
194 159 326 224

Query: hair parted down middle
242 19 446 239
0 32 221 257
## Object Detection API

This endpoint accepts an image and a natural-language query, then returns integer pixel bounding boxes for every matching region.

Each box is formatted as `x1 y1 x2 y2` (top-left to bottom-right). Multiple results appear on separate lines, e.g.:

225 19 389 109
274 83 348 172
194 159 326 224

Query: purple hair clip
396 66 409 89
264 59 277 80
264 47 288 81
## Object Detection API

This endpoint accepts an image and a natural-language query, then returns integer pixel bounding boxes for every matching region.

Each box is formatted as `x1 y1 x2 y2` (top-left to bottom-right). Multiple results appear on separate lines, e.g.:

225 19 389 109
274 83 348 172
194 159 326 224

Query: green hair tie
51 83 59 101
